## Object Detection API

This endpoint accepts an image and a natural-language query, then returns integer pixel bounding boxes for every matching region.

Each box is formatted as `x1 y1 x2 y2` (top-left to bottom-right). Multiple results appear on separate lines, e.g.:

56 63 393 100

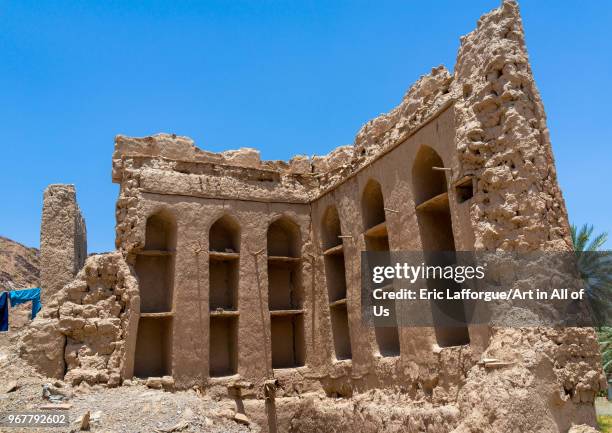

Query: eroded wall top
112 0 571 251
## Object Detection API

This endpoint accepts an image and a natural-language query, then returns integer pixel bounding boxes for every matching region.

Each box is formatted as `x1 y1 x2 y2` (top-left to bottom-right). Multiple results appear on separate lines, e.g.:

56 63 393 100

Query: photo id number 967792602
0 412 69 427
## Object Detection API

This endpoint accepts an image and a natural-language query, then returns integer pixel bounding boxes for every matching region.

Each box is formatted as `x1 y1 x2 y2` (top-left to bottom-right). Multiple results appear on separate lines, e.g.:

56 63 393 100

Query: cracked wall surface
40 184 87 300
21 253 139 387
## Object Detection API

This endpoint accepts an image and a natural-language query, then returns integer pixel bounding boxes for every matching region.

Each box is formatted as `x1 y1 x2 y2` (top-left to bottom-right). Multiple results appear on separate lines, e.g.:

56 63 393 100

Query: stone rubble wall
447 2 604 432
452 0 571 252
40 184 87 300
20 252 139 386
288 391 461 433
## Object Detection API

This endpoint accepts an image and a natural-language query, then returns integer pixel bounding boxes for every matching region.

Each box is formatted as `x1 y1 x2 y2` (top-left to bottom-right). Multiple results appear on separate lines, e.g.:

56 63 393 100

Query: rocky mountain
0 236 40 291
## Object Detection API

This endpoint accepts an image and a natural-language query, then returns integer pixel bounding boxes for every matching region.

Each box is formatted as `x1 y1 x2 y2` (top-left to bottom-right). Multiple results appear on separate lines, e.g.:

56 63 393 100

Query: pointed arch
209 213 241 377
321 205 352 361
134 209 176 378
412 145 470 347
209 214 241 253
267 216 305 369
361 179 399 357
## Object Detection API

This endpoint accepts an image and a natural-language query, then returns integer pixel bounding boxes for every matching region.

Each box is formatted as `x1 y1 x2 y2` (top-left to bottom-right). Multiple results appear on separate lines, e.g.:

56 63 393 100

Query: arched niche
362 179 386 230
267 217 301 258
412 145 470 347
320 205 352 361
361 179 399 357
361 179 390 252
267 217 303 310
143 211 177 251
267 216 305 369
208 214 241 377
209 214 241 253
134 210 176 379
412 145 448 207
137 210 176 313
321 206 342 251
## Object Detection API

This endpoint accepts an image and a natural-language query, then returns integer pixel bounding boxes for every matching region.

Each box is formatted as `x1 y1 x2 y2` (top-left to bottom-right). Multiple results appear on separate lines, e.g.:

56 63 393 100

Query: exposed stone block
40 184 87 300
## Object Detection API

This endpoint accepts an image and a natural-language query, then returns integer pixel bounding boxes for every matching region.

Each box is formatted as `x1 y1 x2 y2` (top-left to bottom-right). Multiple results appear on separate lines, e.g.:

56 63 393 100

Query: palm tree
571 224 612 376
599 327 612 378
571 224 608 252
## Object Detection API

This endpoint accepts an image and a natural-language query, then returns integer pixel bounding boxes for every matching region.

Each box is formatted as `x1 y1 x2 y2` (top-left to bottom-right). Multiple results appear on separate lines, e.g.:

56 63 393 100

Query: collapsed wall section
446 1 604 431
20 252 139 386
40 184 87 300
452 0 571 252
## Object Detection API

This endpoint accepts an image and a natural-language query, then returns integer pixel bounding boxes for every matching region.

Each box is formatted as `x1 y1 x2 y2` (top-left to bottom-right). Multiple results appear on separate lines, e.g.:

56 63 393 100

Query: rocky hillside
0 235 40 291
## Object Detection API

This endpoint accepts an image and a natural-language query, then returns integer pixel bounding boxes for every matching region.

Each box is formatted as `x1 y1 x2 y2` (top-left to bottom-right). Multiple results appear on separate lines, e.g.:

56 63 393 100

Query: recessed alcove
136 212 176 313
329 301 352 360
209 316 238 377
361 180 400 357
267 218 300 258
134 211 176 379
362 180 386 230
321 206 352 361
209 260 239 310
268 262 302 310
210 215 241 253
412 147 450 206
321 205 342 251
209 214 241 377
270 313 305 368
323 253 347 302
412 146 470 348
455 176 474 203
134 316 173 378
143 212 176 251
267 217 305 369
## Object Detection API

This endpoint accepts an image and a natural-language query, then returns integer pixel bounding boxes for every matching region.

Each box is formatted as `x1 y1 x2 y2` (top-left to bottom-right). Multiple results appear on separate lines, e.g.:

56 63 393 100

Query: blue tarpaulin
9 287 42 319
0 292 8 332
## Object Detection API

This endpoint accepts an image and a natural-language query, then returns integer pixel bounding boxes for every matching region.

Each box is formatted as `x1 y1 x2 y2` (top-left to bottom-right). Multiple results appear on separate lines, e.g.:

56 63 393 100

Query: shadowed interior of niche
134 211 175 378
362 180 400 357
134 316 173 378
209 214 241 376
267 217 305 368
137 212 176 313
412 145 470 348
321 206 352 361
209 316 238 377
209 215 241 253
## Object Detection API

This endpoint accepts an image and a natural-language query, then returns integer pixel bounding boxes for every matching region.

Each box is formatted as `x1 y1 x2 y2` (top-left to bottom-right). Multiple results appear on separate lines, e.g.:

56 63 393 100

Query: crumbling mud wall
20 252 139 386
289 392 461 433
447 2 604 432
21 1 605 432
40 184 87 300
452 0 571 252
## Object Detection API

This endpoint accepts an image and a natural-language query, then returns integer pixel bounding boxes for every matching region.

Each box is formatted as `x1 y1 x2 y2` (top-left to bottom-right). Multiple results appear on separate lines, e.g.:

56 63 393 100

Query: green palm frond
572 224 612 376
572 224 608 252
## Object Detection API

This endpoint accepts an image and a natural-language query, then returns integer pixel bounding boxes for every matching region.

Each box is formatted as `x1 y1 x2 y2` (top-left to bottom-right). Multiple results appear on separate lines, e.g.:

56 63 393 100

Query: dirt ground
0 332 257 433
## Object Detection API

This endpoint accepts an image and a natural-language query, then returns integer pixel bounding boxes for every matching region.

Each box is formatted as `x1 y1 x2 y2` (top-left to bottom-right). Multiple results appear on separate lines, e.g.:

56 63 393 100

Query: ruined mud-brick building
21 1 606 432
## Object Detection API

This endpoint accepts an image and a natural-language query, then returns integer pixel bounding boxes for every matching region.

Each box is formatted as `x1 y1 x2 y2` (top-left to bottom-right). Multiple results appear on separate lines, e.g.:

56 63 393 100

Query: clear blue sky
1 0 611 253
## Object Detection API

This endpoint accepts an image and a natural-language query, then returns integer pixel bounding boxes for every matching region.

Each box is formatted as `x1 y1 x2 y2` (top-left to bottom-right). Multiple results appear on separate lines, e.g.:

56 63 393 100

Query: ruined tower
40 184 87 300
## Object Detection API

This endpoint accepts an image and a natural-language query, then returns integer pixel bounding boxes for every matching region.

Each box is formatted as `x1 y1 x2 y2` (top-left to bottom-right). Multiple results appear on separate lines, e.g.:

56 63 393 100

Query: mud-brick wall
40 184 87 300
125 193 321 391
309 105 483 402
122 104 485 402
